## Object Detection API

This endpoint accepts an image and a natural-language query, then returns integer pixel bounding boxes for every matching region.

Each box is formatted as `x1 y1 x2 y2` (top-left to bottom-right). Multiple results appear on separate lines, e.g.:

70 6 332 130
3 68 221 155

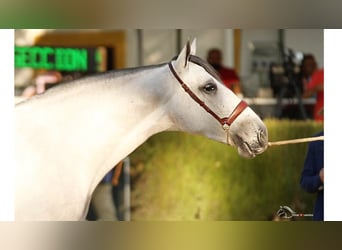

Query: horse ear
175 39 196 70
190 38 197 55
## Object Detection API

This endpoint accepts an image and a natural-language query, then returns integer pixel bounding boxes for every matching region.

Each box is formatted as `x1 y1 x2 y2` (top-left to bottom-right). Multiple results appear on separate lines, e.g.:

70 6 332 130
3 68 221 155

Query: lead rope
268 135 324 146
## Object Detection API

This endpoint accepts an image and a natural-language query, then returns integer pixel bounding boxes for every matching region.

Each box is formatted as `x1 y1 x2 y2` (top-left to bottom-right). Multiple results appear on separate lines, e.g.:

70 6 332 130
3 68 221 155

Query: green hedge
129 119 323 221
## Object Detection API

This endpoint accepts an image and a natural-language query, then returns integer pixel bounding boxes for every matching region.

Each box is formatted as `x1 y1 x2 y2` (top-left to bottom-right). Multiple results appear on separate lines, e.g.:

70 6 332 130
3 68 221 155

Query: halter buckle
222 123 230 131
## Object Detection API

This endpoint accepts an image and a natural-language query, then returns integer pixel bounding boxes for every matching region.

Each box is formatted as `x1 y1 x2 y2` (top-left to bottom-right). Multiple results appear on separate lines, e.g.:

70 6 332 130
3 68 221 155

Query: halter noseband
168 61 248 131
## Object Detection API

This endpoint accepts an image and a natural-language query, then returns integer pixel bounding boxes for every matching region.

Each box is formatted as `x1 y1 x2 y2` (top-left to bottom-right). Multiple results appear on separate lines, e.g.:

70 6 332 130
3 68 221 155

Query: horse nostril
257 128 268 146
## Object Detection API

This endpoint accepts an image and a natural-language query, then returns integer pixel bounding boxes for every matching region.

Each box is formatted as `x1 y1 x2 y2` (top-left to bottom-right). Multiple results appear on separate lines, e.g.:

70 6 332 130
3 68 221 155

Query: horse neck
57 64 175 193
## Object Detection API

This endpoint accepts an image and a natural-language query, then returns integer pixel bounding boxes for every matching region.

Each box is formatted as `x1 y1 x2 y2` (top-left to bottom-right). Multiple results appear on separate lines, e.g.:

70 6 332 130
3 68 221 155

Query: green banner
15 46 104 72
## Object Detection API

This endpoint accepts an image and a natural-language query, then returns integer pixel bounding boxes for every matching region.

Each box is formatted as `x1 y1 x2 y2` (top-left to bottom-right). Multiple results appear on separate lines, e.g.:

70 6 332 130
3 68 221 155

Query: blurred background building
15 29 323 118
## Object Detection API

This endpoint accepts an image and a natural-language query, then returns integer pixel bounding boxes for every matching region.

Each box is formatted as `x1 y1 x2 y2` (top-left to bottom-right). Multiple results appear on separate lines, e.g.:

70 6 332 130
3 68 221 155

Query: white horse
15 39 268 220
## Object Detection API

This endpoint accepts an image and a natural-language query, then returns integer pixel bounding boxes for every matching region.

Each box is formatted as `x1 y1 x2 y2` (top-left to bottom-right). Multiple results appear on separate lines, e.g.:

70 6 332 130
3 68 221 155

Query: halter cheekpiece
168 60 248 131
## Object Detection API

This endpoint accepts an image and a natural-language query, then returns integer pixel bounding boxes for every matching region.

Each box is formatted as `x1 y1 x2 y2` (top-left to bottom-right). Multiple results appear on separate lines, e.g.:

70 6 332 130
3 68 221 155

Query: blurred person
302 68 324 121
298 54 318 118
206 48 242 96
21 85 37 98
89 161 124 220
299 54 317 88
300 130 324 221
21 70 62 98
35 70 62 94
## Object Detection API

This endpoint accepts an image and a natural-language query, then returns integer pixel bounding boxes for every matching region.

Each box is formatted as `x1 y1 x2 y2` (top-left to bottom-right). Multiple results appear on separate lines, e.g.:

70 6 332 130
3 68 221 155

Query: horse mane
16 63 168 106
17 56 221 107
58 62 168 87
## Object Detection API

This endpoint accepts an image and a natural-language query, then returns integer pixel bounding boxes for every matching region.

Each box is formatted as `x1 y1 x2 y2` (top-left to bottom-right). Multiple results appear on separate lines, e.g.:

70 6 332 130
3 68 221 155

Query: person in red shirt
206 48 242 96
303 68 324 121
299 54 318 119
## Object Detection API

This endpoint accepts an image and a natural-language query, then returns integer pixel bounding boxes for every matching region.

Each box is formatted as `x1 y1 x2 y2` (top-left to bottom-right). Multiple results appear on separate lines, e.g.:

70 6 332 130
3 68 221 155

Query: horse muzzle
229 126 268 158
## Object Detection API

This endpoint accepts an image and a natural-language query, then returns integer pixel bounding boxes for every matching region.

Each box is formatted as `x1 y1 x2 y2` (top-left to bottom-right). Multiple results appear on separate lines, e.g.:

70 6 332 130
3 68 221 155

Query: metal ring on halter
168 61 248 131
222 124 230 131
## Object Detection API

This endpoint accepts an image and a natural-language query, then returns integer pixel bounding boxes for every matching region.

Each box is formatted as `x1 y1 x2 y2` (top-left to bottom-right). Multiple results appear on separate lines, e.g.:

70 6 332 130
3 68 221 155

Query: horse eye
202 83 217 94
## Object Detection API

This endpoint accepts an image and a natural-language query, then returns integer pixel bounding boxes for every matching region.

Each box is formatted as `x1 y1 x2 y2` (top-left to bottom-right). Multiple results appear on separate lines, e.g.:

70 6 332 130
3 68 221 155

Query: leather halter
168 61 248 131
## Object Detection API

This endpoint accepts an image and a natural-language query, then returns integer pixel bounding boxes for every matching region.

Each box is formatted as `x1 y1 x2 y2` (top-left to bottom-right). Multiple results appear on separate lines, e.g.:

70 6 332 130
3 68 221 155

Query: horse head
167 39 268 158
